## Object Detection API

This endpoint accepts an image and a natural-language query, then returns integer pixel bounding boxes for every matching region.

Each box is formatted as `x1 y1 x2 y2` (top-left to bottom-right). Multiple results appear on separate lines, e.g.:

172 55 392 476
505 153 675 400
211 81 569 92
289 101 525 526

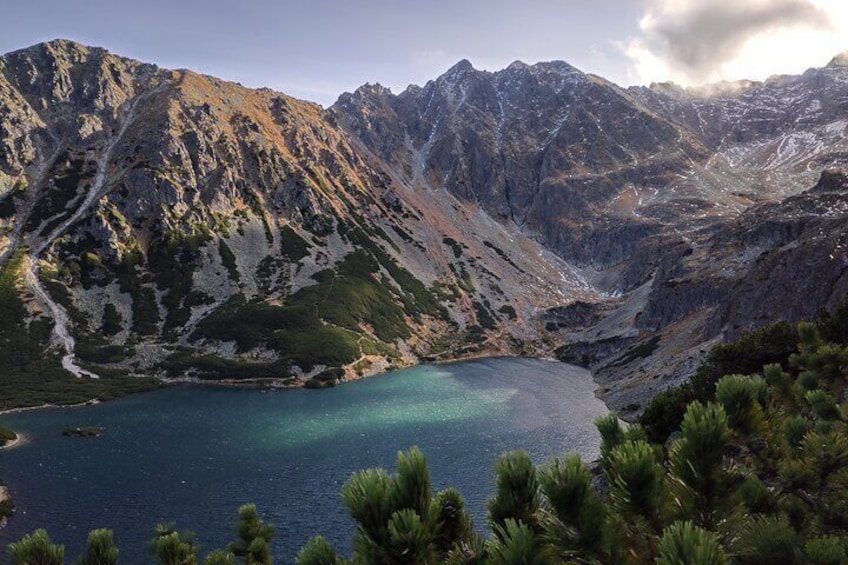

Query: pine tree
227 504 274 563
537 453 604 558
486 519 548 565
487 451 540 533
666 402 733 531
295 537 345 565
151 525 198 565
77 529 118 565
656 521 727 565
8 529 65 565
203 551 236 565
429 488 474 556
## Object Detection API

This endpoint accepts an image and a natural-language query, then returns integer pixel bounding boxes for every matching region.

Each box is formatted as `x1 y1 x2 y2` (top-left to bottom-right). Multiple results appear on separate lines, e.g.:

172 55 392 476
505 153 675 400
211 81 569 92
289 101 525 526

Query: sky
2 0 848 106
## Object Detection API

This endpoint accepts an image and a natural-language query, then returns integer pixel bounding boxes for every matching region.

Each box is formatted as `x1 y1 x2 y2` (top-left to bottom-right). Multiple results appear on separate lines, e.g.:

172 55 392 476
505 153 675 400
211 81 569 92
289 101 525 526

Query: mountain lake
0 357 608 563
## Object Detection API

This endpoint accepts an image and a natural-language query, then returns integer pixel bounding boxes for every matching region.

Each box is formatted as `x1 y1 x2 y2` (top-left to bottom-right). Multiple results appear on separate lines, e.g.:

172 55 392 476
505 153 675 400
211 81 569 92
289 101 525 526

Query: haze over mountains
1 39 847 413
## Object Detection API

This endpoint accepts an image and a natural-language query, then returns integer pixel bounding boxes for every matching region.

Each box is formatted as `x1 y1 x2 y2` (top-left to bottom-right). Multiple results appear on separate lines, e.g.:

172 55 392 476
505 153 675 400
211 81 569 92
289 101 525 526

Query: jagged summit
11 38 93 56
826 50 848 68
5 38 150 72
446 58 475 74
523 60 581 75
351 82 393 97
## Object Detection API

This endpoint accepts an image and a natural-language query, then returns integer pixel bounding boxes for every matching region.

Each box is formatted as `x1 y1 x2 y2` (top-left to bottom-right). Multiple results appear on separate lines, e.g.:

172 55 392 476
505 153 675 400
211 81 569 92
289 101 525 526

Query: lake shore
0 399 101 417
0 357 606 558
0 348 598 417
0 433 27 450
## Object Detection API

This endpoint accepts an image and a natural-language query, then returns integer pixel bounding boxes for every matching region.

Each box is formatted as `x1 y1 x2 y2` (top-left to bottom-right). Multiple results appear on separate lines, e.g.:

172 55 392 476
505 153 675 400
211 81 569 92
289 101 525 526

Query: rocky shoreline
0 341 589 417
0 433 25 450
0 399 101 417
0 485 10 528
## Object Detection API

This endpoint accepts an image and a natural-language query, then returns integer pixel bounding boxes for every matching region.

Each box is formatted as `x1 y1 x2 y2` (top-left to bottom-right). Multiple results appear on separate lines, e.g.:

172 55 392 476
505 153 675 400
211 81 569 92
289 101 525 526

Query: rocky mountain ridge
1 39 847 412
0 40 584 399
332 55 848 414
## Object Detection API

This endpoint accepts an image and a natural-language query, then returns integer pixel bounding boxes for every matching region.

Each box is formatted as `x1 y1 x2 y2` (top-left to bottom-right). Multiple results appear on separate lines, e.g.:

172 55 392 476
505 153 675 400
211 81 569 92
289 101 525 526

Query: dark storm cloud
640 0 832 80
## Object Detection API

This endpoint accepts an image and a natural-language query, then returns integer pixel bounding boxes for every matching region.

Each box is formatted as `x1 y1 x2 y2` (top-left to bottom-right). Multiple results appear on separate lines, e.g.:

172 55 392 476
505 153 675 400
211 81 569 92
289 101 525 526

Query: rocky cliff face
552 170 848 416
2 40 847 409
0 40 586 388
333 60 712 269
333 56 848 414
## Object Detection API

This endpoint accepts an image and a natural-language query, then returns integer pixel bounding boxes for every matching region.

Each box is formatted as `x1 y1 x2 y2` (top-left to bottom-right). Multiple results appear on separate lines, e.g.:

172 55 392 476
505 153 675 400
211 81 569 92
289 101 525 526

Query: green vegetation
640 321 801 443
483 240 523 272
279 225 311 262
301 250 411 342
0 252 67 389
23 155 93 236
75 342 135 364
442 237 464 259
304 368 345 389
340 222 448 321
79 529 118 565
133 286 160 335
0 251 158 409
191 249 414 374
218 239 240 284
0 252 161 410
7 505 272 565
0 497 13 522
0 193 16 219
608 335 662 369
161 349 293 381
97 248 161 336
149 231 209 333
0 426 17 446
473 300 497 331
191 292 363 371
497 304 517 320
101 303 122 336
8 529 65 565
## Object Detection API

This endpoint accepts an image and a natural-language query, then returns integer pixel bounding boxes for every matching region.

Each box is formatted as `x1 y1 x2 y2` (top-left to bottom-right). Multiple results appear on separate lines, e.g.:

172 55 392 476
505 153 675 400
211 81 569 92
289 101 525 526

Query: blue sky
2 0 846 106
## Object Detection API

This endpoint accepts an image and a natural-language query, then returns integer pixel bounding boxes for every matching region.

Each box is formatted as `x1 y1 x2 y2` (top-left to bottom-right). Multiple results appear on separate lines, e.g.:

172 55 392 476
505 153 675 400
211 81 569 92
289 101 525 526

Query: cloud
624 0 835 84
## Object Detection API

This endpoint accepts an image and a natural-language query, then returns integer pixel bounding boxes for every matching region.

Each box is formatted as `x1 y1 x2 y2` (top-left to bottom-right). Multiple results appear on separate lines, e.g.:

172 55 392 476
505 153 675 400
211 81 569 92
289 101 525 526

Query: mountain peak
355 82 393 97
446 59 475 74
41 38 89 50
12 38 97 58
827 51 848 68
533 60 580 75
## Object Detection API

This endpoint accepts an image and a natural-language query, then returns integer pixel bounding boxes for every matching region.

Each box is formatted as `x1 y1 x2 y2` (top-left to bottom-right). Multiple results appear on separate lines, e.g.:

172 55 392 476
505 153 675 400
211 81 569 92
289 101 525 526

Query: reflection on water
0 358 607 564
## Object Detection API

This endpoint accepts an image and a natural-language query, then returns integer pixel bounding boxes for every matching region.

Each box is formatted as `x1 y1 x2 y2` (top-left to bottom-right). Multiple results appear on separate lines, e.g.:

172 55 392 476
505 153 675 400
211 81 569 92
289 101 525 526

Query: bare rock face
333 56 848 415
3 40 848 410
333 60 711 269
0 40 585 384
546 170 848 416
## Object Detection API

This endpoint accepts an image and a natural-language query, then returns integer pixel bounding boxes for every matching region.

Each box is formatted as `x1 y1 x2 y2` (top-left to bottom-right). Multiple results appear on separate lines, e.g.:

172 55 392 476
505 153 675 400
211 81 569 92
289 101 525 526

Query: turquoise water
0 358 607 564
